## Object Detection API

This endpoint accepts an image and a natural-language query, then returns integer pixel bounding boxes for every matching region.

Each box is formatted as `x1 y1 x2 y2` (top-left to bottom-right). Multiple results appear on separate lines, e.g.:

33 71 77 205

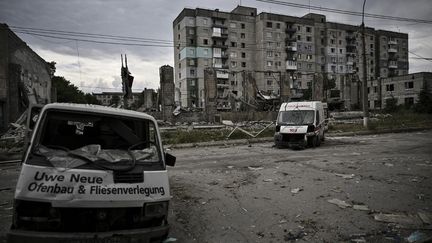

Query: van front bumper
274 133 307 147
7 225 169 243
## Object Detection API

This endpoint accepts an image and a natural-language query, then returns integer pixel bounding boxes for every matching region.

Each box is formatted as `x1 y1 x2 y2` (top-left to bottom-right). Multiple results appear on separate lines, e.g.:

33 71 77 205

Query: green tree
52 76 100 104
414 83 432 114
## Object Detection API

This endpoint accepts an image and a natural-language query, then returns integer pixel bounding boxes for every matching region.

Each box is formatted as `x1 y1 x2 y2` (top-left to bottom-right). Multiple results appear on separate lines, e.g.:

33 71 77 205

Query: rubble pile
0 113 27 154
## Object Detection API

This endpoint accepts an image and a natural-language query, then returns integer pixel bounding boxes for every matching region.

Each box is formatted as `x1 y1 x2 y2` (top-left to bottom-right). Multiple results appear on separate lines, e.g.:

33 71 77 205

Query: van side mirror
165 153 176 167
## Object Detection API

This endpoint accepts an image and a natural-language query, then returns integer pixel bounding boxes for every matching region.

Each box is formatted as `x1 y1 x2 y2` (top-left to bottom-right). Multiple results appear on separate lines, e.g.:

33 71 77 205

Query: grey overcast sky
1 0 431 93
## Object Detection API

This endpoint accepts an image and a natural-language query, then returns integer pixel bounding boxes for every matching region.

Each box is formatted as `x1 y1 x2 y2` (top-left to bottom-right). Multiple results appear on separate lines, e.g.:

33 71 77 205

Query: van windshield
28 110 161 170
278 110 315 125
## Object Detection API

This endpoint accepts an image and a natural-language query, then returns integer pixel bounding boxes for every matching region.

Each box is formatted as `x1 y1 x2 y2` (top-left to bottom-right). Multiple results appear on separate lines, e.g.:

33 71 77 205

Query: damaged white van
274 101 325 148
8 103 176 243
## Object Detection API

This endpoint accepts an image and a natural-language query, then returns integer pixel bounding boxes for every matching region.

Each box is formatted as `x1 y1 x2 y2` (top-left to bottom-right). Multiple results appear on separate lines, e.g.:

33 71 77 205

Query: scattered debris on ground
334 173 355 179
327 198 352 209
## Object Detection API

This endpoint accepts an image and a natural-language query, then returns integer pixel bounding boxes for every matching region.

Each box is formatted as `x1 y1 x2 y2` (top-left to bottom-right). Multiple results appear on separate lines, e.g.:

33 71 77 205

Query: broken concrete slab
334 173 355 179
327 198 352 209
353 205 370 211
373 213 425 228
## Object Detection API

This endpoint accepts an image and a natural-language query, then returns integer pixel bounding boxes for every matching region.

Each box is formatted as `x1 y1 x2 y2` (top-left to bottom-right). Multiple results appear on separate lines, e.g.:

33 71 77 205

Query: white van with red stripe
274 101 325 148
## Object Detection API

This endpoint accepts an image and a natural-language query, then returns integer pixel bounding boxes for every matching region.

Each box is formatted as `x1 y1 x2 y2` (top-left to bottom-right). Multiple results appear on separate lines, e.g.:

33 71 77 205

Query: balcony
212 32 228 39
212 43 228 49
286 60 297 71
346 60 354 66
388 61 398 69
285 36 297 43
388 54 398 61
286 27 297 34
388 39 397 45
388 48 397 53
286 42 297 52
216 70 229 79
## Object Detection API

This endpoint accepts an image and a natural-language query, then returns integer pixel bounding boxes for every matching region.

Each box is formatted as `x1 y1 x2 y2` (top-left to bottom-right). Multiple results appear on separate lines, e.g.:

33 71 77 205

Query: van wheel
321 131 325 142
315 135 321 147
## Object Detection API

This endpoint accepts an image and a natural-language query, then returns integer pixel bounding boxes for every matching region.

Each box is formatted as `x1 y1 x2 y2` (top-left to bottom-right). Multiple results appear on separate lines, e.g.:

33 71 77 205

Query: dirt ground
0 131 431 242
166 131 432 242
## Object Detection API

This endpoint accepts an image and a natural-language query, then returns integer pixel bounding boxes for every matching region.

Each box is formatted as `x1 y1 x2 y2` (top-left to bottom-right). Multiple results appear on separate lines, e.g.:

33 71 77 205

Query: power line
256 0 432 24
409 50 432 63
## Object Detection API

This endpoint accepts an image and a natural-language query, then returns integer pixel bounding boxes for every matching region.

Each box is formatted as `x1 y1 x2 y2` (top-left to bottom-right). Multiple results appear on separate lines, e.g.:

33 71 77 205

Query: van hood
279 125 308 134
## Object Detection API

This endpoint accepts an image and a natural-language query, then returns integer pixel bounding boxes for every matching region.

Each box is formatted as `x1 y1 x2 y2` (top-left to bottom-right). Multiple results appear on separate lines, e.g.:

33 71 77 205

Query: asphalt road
167 131 432 242
0 131 431 242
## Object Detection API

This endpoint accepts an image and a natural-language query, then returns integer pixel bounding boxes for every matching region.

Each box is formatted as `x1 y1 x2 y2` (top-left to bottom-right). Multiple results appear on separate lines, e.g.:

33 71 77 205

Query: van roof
42 103 156 121
279 101 322 111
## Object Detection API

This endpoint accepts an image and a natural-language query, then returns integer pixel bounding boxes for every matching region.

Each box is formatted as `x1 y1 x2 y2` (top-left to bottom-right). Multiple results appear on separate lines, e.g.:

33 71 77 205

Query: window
306 55 312 60
276 42 281 47
266 22 273 28
267 51 273 57
230 22 236 28
331 48 335 53
203 49 209 56
297 26 301 31
189 18 194 25
241 52 246 58
370 43 374 49
189 39 194 45
230 52 237 58
190 69 195 75
231 42 237 47
276 23 281 29
297 35 301 41
374 86 378 93
267 80 273 85
405 97 414 106
241 62 246 67
267 61 273 67
330 39 335 44
241 33 245 38
306 36 312 42
339 40 342 45
307 64 312 70
189 29 194 34
339 49 343 54
203 19 208 25
203 39 208 45
178 53 181 60
306 27 311 32
386 84 394 91
231 61 237 67
179 73 181 79
405 81 414 89
179 63 181 68
241 43 245 48
241 23 245 29
190 59 195 65
266 32 272 38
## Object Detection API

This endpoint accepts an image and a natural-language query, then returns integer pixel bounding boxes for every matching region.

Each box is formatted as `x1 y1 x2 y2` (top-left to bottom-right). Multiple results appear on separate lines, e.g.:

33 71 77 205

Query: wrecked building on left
0 24 53 132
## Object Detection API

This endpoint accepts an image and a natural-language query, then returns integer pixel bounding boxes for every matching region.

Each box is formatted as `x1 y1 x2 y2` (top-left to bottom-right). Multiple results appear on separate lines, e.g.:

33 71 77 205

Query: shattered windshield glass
29 110 161 169
278 110 315 125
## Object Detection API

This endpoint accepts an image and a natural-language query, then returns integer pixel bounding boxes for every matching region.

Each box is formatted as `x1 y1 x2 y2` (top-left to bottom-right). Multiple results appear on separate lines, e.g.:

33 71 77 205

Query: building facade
368 72 431 109
173 6 409 111
92 92 142 106
0 24 52 131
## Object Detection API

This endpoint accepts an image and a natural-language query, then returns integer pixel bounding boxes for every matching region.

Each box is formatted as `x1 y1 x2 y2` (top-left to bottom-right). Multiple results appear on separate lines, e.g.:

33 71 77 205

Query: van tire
316 135 321 147
321 131 325 142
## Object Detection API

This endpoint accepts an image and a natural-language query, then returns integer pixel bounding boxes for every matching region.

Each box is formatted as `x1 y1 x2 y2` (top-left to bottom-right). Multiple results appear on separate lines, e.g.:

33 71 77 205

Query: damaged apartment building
173 6 408 111
0 24 53 132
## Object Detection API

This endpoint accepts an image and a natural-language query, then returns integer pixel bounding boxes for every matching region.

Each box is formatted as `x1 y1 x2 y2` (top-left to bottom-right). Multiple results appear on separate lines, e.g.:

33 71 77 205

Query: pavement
0 130 431 242
166 130 432 242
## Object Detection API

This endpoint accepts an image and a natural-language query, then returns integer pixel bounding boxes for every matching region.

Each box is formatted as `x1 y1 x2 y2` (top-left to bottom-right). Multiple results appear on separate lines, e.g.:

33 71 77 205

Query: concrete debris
248 166 264 171
263 179 273 182
291 188 303 194
406 231 432 243
417 212 431 224
373 213 425 228
353 205 370 211
327 198 352 209
284 230 306 241
351 237 366 243
334 173 355 179
222 120 234 126
162 237 177 243
384 163 394 167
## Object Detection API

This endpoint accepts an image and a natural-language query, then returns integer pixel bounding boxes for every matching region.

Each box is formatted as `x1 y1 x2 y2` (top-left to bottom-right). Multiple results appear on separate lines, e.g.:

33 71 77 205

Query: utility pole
361 0 369 127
